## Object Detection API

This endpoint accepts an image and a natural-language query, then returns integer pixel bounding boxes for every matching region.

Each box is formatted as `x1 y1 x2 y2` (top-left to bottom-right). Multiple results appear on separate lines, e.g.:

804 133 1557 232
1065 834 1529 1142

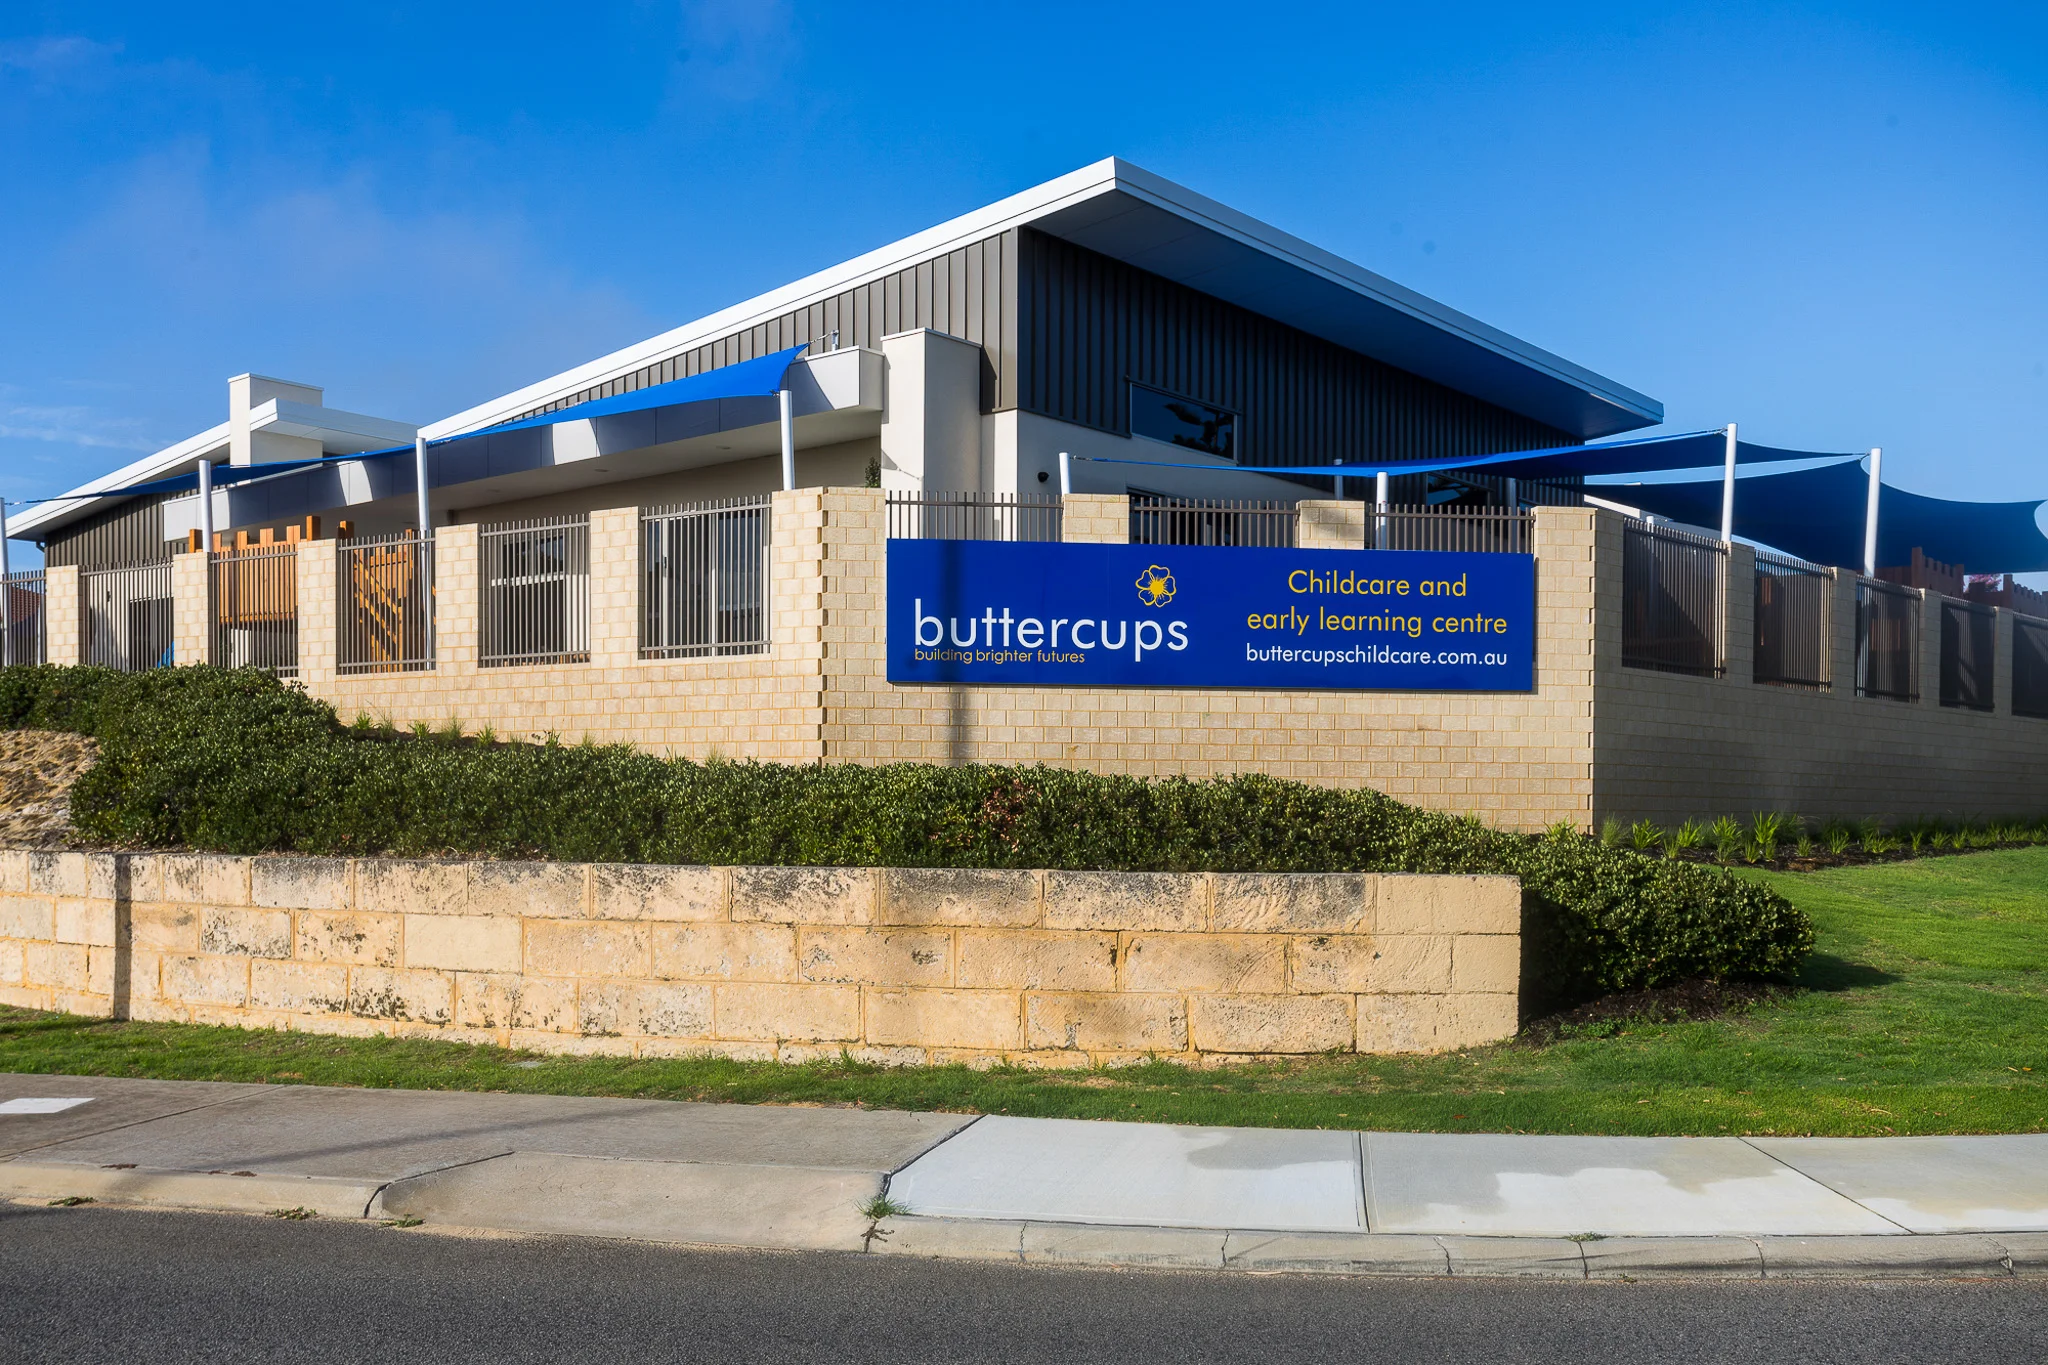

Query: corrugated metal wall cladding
42 493 175 570
1017 230 1574 467
517 232 1021 422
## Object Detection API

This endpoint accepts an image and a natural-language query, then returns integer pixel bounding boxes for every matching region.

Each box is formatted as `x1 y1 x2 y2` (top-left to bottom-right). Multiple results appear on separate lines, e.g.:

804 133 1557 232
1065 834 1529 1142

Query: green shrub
6 665 1813 1002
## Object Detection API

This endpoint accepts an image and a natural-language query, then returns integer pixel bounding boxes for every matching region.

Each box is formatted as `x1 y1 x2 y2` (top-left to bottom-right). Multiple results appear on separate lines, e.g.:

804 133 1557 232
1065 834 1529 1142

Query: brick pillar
588 507 639 670
770 487 831 762
45 565 80 665
432 523 478 674
1723 543 1756 684
1994 607 2014 717
1061 493 1129 544
1919 589 1943 711
172 550 210 666
297 540 336 687
1297 500 1366 549
1533 505 1599 832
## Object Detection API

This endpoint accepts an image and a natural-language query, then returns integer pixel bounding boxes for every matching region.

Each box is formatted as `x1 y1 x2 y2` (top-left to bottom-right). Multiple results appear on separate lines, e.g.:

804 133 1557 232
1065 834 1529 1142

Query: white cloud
0 35 120 82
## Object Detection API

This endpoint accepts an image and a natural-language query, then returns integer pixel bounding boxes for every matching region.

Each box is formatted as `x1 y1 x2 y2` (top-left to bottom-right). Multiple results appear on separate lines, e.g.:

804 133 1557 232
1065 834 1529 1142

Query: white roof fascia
9 421 230 540
424 159 1130 438
425 157 1657 440
1101 161 1660 424
254 399 420 450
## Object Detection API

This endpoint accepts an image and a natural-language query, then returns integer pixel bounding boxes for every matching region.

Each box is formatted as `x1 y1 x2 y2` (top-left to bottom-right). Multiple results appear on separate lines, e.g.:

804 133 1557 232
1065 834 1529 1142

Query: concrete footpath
4 1072 2046 1279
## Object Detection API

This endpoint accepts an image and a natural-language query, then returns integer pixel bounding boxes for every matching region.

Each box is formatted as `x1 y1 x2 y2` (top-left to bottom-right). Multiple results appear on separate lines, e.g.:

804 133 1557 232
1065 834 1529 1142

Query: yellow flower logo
1135 565 1177 608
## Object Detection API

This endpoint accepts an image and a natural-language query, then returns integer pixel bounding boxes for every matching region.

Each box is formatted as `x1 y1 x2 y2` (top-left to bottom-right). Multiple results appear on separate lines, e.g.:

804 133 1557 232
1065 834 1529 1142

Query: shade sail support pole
198 457 215 550
1720 423 1737 543
1057 451 1071 496
1863 447 1883 577
779 388 796 491
413 437 431 539
1374 470 1389 550
1333 459 1344 501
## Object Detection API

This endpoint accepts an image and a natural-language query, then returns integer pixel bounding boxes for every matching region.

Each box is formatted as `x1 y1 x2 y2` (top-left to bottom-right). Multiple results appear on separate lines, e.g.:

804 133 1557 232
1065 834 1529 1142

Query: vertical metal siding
518 231 1022 422
42 493 177 570
1018 230 1575 471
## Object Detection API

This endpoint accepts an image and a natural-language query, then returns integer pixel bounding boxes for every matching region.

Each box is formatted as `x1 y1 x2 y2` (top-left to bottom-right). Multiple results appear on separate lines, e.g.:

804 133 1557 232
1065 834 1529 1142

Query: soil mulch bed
1518 977 1787 1045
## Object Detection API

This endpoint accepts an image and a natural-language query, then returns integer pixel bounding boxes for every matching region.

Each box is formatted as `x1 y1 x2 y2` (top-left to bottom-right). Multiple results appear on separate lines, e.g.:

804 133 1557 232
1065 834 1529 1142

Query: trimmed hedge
0 666 1812 1002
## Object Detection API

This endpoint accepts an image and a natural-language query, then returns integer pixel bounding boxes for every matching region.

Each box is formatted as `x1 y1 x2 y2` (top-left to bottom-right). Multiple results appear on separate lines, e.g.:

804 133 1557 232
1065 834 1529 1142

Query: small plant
1905 823 1928 855
474 724 497 746
1710 814 1744 863
409 720 434 741
1862 819 1899 856
350 712 376 733
858 1195 912 1222
382 1216 424 1229
1822 821 1853 856
268 1207 316 1221
1598 816 1625 848
1671 819 1705 855
48 1195 94 1207
1629 820 1663 853
438 717 465 743
1794 828 1814 858
1750 812 1787 863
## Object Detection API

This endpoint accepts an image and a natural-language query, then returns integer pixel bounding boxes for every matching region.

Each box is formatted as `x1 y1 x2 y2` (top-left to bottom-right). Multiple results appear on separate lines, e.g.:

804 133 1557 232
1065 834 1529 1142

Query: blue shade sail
1599 459 2048 573
17 346 812 508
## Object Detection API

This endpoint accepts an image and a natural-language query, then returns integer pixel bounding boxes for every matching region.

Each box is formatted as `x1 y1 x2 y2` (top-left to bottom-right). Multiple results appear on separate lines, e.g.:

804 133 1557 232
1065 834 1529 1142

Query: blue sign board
886 540 1535 691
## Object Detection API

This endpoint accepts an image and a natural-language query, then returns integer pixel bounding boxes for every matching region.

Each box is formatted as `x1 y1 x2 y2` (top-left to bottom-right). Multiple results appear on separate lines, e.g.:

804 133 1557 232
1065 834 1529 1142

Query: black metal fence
885 492 1063 542
479 515 590 667
1129 495 1297 548
81 562 174 671
1621 520 1725 676
1753 550 1831 689
1939 597 1996 711
1369 504 1531 554
1855 578 1920 701
211 542 299 676
2 570 46 666
640 497 770 659
338 533 434 674
2013 616 2048 719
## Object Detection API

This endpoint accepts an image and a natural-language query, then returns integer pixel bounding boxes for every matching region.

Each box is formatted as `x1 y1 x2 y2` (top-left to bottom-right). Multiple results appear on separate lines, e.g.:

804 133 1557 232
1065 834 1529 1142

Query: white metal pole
1862 447 1883 577
1719 422 1738 543
1 503 11 667
413 436 431 538
1374 470 1389 550
197 457 215 550
779 388 796 491
1057 451 1072 496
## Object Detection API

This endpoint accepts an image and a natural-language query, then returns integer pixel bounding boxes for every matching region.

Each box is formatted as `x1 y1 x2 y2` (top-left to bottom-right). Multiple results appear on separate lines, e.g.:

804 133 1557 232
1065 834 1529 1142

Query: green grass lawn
3 848 2045 1136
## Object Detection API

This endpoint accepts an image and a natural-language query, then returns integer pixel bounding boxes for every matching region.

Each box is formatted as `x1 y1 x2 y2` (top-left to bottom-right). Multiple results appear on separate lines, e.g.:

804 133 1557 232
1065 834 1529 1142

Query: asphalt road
4 1204 2046 1365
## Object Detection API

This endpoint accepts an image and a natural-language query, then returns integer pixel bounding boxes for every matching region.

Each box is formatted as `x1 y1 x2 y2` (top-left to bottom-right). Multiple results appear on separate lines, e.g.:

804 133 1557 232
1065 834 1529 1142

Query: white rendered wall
879 330 985 493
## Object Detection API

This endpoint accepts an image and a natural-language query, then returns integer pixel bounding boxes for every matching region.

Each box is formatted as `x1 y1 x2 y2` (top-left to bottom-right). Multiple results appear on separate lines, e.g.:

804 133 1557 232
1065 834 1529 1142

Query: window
1129 383 1236 460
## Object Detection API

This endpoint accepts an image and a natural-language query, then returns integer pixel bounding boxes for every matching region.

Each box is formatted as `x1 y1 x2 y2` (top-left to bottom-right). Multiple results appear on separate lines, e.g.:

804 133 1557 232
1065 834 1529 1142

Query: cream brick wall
1590 509 2048 823
172 551 210 666
45 566 80 666
826 494 1599 832
0 851 1521 1062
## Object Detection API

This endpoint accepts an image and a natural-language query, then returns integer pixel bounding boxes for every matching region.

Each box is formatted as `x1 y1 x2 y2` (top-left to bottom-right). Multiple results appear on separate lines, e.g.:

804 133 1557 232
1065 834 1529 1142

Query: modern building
8 159 2046 831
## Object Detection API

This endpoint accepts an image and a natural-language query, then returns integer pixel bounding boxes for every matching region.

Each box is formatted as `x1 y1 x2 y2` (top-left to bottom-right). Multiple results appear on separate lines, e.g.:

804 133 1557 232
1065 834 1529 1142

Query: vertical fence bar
478 514 590 666
639 496 771 659
211 540 300 675
883 492 1064 542
337 532 435 674
1752 550 1831 688
80 562 175 671
1620 520 1727 676
1125 496 1298 548
0 569 46 665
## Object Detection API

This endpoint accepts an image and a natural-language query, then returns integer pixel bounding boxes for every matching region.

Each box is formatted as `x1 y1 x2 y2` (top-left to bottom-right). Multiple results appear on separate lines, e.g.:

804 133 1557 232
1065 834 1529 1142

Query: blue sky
2 2 2044 567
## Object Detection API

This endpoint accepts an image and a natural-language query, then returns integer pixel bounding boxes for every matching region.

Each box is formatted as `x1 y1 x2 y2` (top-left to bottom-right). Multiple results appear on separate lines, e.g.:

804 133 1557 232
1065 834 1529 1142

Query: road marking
0 1098 95 1115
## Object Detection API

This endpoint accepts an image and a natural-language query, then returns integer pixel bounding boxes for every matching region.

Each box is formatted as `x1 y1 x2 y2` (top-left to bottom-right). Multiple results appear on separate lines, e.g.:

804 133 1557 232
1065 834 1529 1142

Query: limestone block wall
0 851 1522 1062
1588 510 2048 824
